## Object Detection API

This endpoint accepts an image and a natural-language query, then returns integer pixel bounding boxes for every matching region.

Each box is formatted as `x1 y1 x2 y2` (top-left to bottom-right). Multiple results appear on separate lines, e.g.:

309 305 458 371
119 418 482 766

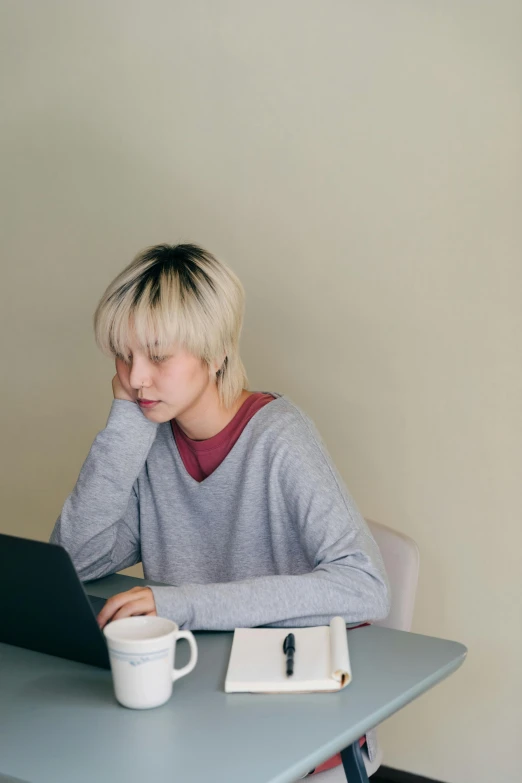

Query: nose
128 356 152 391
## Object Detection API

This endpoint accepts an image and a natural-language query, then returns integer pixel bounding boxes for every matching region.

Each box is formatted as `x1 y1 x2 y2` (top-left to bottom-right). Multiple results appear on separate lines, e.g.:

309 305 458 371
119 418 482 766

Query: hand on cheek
112 370 135 403
97 586 157 629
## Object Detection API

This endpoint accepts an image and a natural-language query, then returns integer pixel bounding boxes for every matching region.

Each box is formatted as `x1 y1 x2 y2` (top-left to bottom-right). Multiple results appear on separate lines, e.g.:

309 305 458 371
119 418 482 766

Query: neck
175 387 252 441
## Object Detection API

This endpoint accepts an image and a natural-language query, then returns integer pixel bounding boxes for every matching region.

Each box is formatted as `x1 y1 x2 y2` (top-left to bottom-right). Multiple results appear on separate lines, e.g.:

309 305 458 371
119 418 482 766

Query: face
114 334 218 424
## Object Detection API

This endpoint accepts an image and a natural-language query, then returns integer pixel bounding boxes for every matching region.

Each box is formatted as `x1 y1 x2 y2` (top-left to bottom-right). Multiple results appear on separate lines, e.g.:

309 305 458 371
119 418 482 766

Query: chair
307 518 420 782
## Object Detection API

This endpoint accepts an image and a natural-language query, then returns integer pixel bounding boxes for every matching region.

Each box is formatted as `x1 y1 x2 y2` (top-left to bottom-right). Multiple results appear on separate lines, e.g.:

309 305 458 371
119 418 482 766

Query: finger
97 588 156 628
97 589 145 629
110 598 154 623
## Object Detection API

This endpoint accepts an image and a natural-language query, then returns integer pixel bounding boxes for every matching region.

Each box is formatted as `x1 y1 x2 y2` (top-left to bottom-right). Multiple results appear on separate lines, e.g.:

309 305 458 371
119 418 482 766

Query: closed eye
114 352 170 364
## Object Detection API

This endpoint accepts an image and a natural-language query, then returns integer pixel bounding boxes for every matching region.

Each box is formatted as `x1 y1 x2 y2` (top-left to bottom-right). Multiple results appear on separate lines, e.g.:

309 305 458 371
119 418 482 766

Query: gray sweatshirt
50 392 390 631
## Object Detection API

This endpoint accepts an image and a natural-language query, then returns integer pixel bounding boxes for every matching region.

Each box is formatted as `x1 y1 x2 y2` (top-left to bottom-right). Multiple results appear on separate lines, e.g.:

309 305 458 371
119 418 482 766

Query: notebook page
225 624 343 693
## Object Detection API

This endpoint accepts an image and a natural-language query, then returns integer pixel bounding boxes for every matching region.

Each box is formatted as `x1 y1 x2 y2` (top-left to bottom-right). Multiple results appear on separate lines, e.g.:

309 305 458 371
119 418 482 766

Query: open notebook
224 616 352 694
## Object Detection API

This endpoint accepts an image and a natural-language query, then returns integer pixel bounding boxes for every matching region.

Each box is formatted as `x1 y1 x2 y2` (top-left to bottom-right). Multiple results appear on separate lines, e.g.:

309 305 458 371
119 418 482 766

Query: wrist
149 585 192 629
106 399 160 433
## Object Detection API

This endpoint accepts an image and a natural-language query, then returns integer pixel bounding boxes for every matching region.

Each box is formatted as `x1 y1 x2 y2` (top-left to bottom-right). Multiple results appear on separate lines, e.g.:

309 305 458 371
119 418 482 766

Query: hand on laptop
96 586 157 629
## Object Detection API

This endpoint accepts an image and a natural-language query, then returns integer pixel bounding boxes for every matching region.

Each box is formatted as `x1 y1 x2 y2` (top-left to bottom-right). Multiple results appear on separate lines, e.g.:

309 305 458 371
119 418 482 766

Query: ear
209 353 227 377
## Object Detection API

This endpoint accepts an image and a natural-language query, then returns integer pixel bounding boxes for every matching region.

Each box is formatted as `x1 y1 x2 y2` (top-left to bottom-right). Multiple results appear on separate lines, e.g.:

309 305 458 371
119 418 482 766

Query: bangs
95 248 226 363
93 243 249 409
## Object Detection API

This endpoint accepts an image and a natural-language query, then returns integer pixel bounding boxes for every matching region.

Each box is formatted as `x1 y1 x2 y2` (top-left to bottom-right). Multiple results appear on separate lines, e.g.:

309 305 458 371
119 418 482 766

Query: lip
137 400 160 408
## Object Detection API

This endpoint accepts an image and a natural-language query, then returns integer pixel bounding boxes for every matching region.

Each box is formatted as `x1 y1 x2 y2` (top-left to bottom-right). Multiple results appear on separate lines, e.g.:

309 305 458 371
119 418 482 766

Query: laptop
0 532 111 669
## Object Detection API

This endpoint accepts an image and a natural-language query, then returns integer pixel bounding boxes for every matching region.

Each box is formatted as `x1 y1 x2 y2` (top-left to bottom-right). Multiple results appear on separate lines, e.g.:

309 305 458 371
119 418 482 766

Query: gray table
0 573 466 783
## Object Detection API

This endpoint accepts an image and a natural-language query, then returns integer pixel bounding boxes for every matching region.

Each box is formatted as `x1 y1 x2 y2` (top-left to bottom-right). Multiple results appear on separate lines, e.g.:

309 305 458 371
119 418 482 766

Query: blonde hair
93 243 249 409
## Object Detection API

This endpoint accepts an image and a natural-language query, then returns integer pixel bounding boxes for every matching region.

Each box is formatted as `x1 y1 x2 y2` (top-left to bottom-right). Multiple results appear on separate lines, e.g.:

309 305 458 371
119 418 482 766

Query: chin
139 406 171 423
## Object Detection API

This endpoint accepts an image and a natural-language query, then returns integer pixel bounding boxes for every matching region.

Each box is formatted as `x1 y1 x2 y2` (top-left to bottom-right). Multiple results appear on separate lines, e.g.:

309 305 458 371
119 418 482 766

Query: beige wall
2 2 521 781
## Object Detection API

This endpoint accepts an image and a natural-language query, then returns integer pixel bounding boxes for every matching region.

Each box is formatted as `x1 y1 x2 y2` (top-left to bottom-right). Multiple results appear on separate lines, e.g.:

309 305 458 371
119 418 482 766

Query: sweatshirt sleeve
149 410 391 630
49 400 159 581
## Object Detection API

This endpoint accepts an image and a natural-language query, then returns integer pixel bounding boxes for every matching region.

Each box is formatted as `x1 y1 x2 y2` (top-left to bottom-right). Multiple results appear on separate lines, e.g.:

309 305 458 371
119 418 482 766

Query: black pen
283 633 295 677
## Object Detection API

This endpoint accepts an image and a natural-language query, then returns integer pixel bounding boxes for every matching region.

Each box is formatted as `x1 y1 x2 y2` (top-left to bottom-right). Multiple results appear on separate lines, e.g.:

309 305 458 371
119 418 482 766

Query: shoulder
246 392 330 458
247 391 310 429
246 393 351 498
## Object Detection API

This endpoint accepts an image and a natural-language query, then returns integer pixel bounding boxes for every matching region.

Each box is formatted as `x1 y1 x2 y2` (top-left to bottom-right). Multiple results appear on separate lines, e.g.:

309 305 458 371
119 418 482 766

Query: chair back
365 518 420 632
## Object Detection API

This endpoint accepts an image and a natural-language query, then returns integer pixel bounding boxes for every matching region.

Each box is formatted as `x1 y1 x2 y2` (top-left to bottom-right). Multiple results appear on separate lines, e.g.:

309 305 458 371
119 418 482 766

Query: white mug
103 616 198 709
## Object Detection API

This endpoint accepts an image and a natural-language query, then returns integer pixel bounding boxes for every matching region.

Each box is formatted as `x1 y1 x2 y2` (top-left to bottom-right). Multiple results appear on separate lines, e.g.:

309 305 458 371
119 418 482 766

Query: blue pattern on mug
110 647 170 666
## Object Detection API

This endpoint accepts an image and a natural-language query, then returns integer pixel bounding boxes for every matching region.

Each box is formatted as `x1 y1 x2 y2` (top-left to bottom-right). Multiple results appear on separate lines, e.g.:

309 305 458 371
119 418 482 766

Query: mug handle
172 630 198 682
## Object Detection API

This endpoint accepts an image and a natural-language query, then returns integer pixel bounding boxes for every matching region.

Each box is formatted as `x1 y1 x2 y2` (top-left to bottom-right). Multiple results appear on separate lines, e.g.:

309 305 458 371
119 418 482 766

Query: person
50 242 390 774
